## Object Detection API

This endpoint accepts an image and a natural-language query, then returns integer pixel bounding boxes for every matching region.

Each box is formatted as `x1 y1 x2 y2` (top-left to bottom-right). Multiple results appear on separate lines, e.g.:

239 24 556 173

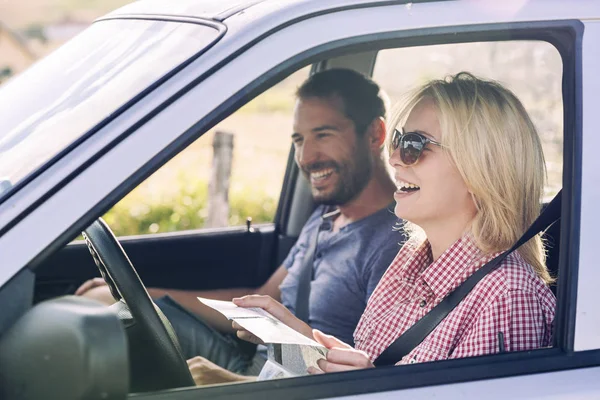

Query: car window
179 40 565 388
0 19 221 204
373 40 563 199
103 67 310 235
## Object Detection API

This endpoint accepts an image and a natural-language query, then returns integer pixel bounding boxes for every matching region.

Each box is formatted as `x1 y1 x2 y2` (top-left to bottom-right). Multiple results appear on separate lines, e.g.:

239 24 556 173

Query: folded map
197 297 328 377
197 297 323 347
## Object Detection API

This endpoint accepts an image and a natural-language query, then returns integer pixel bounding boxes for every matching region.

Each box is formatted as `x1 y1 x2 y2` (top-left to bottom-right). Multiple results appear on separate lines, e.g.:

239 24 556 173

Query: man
76 68 403 379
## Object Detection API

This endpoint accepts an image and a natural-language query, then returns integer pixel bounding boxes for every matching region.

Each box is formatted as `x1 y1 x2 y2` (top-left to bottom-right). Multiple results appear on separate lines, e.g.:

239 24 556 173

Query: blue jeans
154 295 257 374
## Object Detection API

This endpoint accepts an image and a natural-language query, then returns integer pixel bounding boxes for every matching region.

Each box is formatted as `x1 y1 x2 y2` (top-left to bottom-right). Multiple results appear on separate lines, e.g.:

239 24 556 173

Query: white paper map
197 297 325 347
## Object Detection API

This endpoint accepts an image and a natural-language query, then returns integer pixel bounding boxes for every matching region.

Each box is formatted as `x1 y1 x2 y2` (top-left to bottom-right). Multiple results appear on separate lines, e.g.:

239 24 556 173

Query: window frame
126 18 586 400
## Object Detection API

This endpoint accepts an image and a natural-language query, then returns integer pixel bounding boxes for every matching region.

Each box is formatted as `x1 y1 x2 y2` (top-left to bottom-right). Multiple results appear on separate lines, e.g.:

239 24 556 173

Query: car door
121 1 599 399
1 0 599 398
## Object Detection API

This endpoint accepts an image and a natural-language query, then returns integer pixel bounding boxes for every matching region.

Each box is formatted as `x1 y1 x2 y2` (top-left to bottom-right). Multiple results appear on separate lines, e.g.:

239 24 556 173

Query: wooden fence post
206 131 234 228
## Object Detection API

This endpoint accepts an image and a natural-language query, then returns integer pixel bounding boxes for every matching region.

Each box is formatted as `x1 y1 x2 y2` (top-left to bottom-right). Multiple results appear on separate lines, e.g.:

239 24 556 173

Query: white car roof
104 0 414 23
103 0 600 37
104 0 268 21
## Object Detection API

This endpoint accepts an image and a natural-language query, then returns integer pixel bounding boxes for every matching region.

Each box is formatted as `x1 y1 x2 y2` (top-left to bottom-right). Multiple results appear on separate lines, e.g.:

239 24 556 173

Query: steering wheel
82 218 195 392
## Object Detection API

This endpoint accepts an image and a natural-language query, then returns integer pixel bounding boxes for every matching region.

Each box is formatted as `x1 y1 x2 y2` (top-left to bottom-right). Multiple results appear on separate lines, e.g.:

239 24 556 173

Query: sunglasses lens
401 133 425 165
392 130 401 151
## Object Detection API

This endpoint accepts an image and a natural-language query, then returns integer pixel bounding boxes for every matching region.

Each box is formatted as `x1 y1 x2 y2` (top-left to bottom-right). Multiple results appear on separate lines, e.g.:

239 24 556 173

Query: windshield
0 18 221 202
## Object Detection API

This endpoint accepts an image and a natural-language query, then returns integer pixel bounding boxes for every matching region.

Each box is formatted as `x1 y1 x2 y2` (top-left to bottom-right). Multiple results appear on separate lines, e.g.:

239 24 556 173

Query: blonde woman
230 72 556 371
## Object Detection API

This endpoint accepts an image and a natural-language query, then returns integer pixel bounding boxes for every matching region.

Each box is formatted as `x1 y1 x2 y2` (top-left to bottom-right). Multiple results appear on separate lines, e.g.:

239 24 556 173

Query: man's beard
302 146 373 206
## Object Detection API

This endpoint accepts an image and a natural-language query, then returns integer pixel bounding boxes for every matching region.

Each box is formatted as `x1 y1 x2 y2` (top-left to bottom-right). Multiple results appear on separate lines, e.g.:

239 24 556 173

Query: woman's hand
231 295 314 343
187 356 255 385
308 330 375 374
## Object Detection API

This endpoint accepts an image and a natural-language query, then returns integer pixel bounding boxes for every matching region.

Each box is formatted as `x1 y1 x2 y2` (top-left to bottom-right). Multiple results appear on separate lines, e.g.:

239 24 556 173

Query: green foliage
229 184 278 227
0 67 13 79
102 177 277 237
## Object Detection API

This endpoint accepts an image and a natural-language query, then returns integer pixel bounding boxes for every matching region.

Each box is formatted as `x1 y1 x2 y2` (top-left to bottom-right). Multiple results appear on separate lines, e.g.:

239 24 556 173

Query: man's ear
366 117 387 150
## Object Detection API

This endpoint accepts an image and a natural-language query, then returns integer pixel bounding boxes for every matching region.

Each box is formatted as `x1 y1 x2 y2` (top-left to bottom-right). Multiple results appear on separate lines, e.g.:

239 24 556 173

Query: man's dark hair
296 68 386 135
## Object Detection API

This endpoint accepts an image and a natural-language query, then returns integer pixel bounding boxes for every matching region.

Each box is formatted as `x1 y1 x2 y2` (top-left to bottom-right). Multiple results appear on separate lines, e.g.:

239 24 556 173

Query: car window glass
373 40 563 199
0 19 220 203
103 67 310 235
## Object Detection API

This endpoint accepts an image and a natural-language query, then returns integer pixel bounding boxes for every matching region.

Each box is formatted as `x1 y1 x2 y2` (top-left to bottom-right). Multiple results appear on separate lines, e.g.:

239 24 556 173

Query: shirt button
419 299 427 307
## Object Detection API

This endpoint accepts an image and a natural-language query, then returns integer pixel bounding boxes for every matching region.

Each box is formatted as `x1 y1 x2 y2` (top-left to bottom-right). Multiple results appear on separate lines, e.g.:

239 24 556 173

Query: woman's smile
393 178 420 200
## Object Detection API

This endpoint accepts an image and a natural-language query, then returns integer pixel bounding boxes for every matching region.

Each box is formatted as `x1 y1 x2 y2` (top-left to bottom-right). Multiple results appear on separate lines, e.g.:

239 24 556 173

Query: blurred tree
0 67 13 84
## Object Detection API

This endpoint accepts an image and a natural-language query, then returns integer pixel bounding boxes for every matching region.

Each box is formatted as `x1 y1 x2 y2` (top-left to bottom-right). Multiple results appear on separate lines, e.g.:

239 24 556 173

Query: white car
0 0 599 399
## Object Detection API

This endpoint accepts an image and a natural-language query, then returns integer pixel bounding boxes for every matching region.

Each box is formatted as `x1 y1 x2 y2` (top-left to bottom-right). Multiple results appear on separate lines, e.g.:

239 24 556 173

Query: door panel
34 225 282 304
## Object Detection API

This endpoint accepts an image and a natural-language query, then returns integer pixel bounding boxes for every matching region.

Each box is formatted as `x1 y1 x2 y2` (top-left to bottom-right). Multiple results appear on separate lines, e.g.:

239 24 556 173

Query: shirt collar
321 203 396 232
420 233 486 298
392 239 432 281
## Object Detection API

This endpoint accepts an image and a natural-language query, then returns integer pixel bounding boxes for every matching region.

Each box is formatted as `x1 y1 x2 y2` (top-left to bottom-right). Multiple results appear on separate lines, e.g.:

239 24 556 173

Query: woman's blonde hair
389 72 552 284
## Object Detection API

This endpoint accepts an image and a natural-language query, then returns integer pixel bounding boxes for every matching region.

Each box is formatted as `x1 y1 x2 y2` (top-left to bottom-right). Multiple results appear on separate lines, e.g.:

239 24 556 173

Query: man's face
291 96 373 206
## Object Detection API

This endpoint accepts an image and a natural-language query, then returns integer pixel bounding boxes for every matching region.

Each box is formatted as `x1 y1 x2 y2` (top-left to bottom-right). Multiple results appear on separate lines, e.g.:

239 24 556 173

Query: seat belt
295 207 339 323
374 190 562 366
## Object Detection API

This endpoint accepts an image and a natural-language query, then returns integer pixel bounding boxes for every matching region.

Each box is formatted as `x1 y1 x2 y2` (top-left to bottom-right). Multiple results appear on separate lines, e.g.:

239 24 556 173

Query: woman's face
389 98 477 232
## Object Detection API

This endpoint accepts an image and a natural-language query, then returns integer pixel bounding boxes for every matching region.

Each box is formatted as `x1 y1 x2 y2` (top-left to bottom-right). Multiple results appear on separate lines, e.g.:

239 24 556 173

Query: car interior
0 36 566 399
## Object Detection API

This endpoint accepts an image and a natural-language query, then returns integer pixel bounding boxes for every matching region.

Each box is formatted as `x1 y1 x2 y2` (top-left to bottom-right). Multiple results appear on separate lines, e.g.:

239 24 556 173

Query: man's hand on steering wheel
75 277 107 296
81 218 195 391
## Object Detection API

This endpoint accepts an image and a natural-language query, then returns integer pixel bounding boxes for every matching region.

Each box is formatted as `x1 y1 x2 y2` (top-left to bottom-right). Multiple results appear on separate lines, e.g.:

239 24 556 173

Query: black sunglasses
391 128 444 165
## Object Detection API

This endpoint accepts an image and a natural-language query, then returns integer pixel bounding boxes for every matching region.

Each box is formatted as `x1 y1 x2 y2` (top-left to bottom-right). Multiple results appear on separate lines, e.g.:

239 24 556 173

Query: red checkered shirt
354 234 556 365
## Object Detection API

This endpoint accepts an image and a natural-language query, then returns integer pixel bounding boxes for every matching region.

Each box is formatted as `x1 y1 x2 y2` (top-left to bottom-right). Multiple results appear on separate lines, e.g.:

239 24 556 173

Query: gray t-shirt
279 204 404 346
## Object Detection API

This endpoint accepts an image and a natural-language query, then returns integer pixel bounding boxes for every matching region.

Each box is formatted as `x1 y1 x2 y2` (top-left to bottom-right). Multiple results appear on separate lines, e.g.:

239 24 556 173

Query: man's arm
77 265 288 333
148 266 288 333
